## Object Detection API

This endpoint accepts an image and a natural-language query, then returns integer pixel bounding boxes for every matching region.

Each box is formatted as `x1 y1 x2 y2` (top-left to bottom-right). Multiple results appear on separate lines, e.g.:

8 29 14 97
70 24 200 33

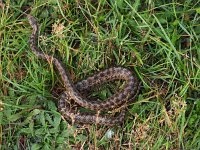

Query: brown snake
27 15 141 126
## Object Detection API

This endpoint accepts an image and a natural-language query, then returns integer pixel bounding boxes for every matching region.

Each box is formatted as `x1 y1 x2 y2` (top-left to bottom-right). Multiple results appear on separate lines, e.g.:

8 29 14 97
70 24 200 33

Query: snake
27 15 141 126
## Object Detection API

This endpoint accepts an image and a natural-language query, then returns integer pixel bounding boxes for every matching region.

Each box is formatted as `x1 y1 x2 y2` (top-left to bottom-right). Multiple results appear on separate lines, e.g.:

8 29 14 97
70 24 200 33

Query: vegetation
0 0 199 149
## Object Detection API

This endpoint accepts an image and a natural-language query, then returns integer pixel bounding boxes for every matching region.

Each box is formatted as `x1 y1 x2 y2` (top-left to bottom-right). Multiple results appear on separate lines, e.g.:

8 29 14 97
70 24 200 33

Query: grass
0 0 200 149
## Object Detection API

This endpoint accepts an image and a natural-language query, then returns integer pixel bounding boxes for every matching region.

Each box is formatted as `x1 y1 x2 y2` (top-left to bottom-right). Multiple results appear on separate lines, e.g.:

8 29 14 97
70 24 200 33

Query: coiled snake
27 15 140 126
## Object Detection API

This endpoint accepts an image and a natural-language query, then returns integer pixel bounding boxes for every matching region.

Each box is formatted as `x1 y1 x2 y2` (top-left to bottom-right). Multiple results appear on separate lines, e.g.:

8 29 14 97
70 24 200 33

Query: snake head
27 15 38 34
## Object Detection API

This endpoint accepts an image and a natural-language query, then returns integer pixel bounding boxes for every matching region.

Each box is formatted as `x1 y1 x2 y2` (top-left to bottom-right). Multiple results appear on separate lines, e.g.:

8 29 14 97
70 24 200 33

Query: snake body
27 15 140 126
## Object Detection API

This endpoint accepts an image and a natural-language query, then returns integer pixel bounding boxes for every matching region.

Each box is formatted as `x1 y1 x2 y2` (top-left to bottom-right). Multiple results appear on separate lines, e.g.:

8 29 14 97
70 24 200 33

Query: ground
0 0 200 149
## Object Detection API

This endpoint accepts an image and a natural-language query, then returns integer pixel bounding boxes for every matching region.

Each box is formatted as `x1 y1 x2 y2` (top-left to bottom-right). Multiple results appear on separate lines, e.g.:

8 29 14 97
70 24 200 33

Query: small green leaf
20 128 32 134
35 128 45 136
45 113 53 125
47 101 57 111
53 114 61 128
40 111 46 126
56 136 65 143
31 144 42 150
49 0 57 5
7 111 24 122
180 82 189 97
196 8 200 14
22 109 41 125
172 20 179 26
29 120 34 136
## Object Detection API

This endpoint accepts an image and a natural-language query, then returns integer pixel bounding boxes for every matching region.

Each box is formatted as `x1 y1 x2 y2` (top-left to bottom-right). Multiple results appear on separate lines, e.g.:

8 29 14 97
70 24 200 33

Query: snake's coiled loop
27 15 140 126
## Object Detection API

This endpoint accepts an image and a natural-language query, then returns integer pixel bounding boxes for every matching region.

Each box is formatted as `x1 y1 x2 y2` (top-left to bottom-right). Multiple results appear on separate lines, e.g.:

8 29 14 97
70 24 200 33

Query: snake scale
27 15 140 126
